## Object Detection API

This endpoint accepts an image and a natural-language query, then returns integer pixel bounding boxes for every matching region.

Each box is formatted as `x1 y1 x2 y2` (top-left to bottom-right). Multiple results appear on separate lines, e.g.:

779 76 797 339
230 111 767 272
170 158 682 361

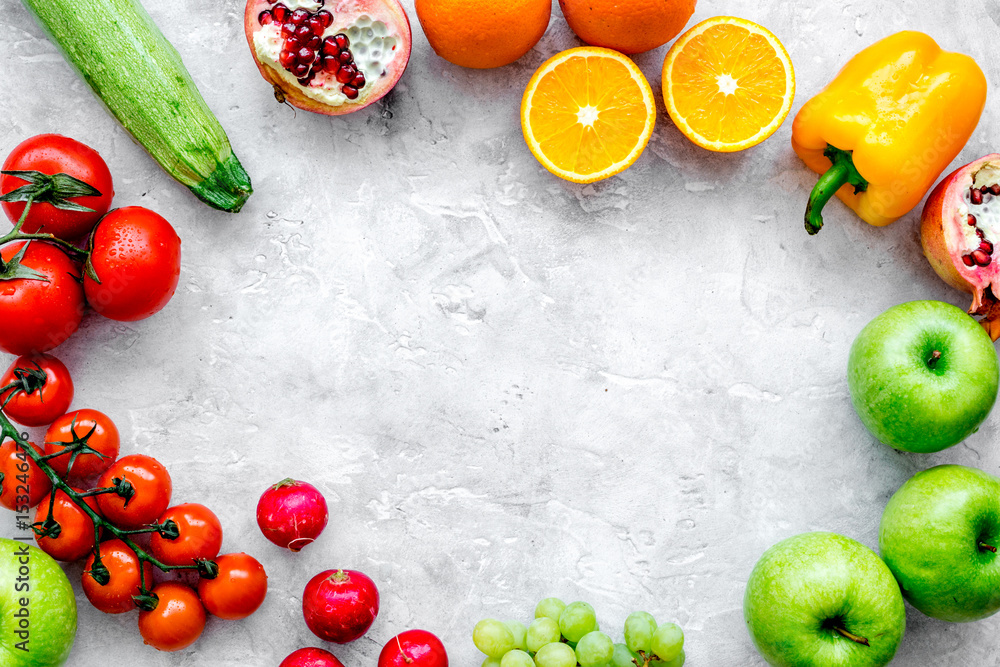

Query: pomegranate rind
921 154 1000 315
244 0 412 116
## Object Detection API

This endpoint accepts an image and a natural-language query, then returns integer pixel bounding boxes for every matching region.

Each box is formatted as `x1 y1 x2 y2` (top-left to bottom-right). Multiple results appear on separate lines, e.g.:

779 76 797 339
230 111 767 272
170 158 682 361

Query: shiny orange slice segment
521 47 656 183
662 16 795 152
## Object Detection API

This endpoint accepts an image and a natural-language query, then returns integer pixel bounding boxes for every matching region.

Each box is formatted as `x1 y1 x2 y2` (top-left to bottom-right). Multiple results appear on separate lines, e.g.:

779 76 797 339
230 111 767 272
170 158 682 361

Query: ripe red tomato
84 206 181 322
96 454 172 530
150 503 223 566
33 487 100 561
378 630 449 667
198 552 268 620
138 582 206 652
82 538 154 614
1 134 114 241
43 409 120 480
0 354 74 427
0 440 51 511
0 242 85 355
302 569 380 644
280 647 346 667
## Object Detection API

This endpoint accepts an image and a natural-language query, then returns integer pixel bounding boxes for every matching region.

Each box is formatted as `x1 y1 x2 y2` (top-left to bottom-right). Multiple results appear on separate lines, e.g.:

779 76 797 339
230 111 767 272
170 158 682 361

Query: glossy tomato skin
33 487 100 561
378 630 449 667
82 538 154 614
1 134 114 241
280 647 346 667
43 408 120 480
198 552 268 620
96 454 172 530
0 242 85 355
150 503 223 566
138 582 206 652
0 354 74 427
302 569 379 644
0 440 51 511
84 206 181 322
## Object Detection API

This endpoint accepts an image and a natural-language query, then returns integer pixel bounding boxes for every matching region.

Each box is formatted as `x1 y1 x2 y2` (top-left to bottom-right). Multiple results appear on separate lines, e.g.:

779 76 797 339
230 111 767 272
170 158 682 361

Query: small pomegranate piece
302 569 379 644
256 478 329 551
280 647 346 667
342 85 359 99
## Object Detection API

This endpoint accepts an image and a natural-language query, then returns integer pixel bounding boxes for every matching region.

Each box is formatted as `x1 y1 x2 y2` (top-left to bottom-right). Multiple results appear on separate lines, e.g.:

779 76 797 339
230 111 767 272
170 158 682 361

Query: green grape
576 631 614 667
527 617 561 652
651 623 684 662
534 642 577 667
611 643 640 667
535 597 567 621
482 658 503 667
664 649 685 667
559 601 597 642
624 611 657 654
505 620 527 651
473 618 516 658
500 650 535 667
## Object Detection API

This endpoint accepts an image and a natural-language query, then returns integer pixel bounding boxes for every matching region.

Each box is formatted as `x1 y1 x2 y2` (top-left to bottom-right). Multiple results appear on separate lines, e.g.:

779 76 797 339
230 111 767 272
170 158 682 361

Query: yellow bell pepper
792 31 986 235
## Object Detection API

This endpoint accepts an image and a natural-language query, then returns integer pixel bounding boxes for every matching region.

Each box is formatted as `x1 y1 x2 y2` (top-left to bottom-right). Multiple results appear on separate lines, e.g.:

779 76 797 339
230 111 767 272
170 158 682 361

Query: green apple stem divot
0 408 219 609
980 542 997 553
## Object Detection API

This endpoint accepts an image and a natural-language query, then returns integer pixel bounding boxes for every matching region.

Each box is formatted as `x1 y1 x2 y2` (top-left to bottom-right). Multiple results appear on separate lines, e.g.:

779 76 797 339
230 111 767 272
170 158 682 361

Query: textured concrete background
2 0 999 664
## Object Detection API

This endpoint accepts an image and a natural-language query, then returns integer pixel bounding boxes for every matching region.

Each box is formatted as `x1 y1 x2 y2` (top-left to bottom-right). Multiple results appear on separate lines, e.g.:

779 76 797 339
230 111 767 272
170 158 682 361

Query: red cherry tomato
280 647 346 667
197 552 268 620
82 538 154 614
150 503 223 566
84 206 181 322
1 134 114 241
0 440 51 511
33 487 100 561
0 354 74 427
96 454 172 530
0 242 85 355
378 630 449 667
302 569 379 644
138 582 206 652
43 409 120 480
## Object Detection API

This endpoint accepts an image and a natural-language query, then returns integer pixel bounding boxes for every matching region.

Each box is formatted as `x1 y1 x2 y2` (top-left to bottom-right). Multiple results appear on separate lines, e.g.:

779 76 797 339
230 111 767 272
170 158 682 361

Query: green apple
744 532 905 667
879 464 1000 622
847 300 999 453
0 538 77 666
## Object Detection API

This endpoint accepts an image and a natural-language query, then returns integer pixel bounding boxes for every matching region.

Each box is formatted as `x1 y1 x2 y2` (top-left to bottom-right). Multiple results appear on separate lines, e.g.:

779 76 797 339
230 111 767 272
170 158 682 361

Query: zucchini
22 0 252 212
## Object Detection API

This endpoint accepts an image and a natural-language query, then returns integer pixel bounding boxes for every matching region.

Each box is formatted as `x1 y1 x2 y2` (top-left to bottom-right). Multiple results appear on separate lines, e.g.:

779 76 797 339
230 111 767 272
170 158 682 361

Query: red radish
280 647 346 667
378 629 449 667
256 478 329 551
302 569 379 643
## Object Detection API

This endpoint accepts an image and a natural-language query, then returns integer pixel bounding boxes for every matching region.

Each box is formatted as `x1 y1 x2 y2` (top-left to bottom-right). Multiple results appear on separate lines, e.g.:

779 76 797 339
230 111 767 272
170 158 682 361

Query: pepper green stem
805 145 869 235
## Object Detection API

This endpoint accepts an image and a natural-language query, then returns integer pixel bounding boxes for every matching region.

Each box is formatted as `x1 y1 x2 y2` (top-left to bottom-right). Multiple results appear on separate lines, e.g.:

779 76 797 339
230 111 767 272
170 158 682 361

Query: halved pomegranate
922 154 1000 340
245 0 411 115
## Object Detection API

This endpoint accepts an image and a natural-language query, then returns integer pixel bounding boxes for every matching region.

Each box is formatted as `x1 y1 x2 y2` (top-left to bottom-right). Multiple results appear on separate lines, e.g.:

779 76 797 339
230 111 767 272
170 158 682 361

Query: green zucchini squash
22 0 252 212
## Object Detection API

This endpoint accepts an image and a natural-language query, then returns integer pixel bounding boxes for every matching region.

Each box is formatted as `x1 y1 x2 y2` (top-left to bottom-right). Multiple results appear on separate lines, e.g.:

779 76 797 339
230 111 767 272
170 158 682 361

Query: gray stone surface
2 0 999 664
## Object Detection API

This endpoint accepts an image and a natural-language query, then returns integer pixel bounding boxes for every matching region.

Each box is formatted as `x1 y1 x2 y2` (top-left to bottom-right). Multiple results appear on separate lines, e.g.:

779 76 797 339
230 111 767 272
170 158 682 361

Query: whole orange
558 0 697 54
415 0 552 69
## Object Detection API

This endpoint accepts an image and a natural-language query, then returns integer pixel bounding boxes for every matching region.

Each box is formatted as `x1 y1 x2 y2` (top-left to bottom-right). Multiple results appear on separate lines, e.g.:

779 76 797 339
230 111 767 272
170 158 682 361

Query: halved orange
521 47 656 183
662 16 795 152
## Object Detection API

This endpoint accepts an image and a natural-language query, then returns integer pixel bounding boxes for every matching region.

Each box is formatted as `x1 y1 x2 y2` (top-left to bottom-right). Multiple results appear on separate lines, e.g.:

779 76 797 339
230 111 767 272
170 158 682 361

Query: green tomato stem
0 194 90 261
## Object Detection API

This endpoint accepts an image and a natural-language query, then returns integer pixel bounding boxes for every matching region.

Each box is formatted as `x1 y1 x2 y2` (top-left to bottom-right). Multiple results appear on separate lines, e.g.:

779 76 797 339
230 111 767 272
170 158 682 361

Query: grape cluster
473 597 685 667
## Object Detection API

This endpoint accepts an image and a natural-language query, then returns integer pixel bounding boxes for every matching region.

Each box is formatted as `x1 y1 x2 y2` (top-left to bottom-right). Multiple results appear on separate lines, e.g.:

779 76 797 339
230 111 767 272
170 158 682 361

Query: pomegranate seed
281 23 295 38
308 17 325 35
982 186 991 194
339 50 353 64
291 62 309 77
322 55 340 72
342 85 359 99
336 65 356 83
306 35 321 50
259 10 273 25
992 184 1000 196
295 25 311 40
972 249 992 266
972 188 984 205
334 33 350 49
316 10 334 28
321 37 339 56
290 9 309 24
272 3 289 21
981 241 994 254
351 72 366 88
297 47 315 63
279 49 296 68
977 228 986 239
968 214 978 226
963 254 976 267
286 35 301 50
298 76 314 86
